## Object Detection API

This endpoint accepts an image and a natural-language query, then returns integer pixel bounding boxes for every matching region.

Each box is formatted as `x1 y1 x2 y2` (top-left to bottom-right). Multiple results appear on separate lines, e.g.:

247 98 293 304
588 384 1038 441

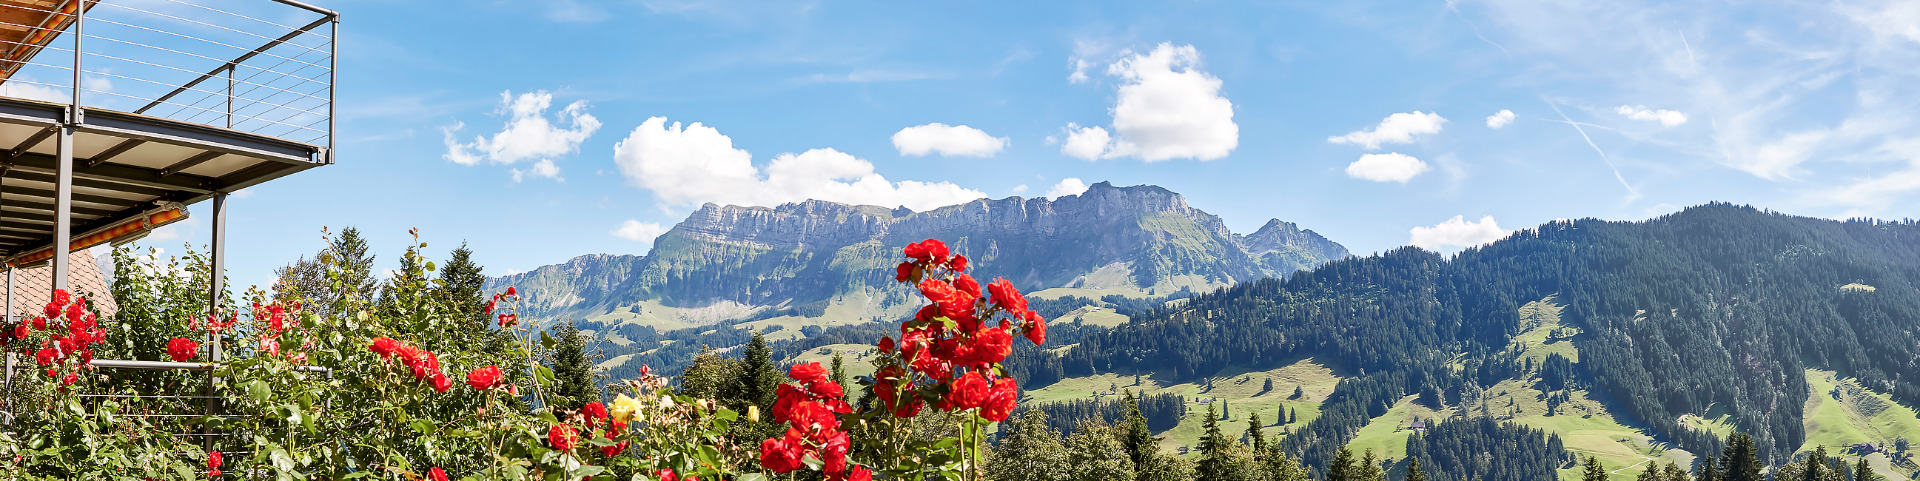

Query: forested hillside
1046 203 1920 468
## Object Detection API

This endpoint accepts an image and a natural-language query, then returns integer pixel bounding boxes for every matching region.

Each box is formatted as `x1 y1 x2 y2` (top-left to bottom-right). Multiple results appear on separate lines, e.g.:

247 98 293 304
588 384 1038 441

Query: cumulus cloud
1345 153 1431 183
1060 43 1238 162
442 90 601 180
1044 178 1089 199
891 123 1007 157
1615 105 1688 126
613 117 986 211
611 219 668 242
1328 111 1447 149
1486 109 1515 129
1410 215 1510 251
1060 123 1111 160
0 78 67 103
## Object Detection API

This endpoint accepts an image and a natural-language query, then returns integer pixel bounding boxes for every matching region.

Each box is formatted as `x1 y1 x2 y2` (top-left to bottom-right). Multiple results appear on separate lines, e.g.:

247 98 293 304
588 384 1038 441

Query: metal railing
0 0 337 153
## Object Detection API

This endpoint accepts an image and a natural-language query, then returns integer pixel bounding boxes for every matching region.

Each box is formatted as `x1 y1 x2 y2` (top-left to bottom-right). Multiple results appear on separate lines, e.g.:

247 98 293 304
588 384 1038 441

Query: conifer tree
1583 456 1607 481
1661 461 1688 481
831 353 848 391
1245 412 1266 452
733 332 781 410
1855 455 1875 481
1405 456 1427 481
988 411 1071 481
1802 445 1828 481
1197 403 1232 481
1121 391 1157 470
546 322 597 410
1694 455 1720 481
1360 449 1384 481
1720 433 1763 481
1325 446 1358 481
1638 466 1662 481
1292 385 1305 399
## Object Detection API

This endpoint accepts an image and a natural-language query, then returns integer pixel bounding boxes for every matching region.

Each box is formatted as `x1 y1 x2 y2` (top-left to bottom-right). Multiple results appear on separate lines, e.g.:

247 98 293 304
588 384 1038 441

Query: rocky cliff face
487 182 1349 327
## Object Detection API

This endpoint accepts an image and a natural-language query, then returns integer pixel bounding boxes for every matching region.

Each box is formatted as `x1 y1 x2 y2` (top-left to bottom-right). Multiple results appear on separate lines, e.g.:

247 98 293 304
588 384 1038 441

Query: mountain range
486 181 1349 331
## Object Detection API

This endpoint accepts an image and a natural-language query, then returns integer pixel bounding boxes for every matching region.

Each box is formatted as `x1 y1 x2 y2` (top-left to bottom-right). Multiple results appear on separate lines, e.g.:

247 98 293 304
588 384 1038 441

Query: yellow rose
609 394 641 424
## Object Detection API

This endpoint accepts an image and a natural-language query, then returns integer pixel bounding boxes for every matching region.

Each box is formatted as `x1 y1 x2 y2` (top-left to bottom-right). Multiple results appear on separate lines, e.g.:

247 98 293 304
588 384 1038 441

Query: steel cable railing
0 0 336 149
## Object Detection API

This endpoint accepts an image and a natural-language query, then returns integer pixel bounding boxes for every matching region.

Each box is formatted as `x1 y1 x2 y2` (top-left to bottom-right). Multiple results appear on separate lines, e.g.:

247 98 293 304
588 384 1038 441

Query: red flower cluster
427 467 448 481
465 365 505 391
207 451 222 476
873 239 1043 423
368 337 451 392
760 362 869 481
167 337 199 362
487 286 520 328
18 290 105 386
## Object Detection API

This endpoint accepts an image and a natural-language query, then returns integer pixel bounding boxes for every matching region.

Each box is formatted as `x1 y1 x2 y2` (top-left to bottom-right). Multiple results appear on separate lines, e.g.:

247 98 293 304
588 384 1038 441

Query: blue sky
123 0 1920 290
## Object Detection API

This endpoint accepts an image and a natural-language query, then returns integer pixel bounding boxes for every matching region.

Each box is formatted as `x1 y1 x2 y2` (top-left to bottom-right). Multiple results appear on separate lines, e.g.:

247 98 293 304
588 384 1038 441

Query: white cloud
611 219 668 242
891 123 1007 157
613 117 986 211
1486 109 1515 129
0 78 67 103
1044 178 1089 199
1010 184 1029 194
1068 58 1094 84
1062 43 1238 162
1409 215 1510 251
1615 105 1688 126
1345 153 1431 183
510 158 562 182
1328 111 1447 149
1060 123 1111 160
442 90 601 180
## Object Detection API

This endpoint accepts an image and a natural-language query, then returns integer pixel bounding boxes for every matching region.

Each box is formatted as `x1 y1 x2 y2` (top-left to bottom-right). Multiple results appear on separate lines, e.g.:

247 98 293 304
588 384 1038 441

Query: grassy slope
1021 357 1346 455
1801 369 1920 481
786 343 881 382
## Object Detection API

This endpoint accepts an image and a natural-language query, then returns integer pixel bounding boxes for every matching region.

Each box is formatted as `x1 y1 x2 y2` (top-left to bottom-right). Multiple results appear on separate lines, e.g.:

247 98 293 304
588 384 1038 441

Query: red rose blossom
580 401 608 428
207 451 222 476
167 337 198 362
788 362 830 384
466 365 505 390
547 424 578 451
428 467 448 481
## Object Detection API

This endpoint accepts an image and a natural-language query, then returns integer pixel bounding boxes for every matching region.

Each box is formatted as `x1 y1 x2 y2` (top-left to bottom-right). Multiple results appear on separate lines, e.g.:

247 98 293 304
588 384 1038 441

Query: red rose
759 430 808 473
981 376 1019 422
548 424 579 451
655 468 679 481
988 278 1027 314
207 451 222 476
51 289 70 308
167 337 198 362
877 336 894 353
31 316 45 331
11 323 24 339
505 286 516 296
848 466 875 481
966 327 1013 366
944 371 990 410
1024 312 1047 345
903 239 948 262
953 274 981 297
41 302 58 320
65 302 84 322
428 467 448 481
895 261 915 282
581 401 608 427
429 372 451 392
369 337 399 358
35 348 55 366
466 365 505 390
788 362 830 384
808 379 845 399
949 255 967 272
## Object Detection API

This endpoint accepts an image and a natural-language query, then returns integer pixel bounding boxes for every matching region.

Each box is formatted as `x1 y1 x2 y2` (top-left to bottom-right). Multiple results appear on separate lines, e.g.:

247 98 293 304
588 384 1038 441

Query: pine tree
1855 455 1875 481
547 322 597 410
1325 446 1358 481
1802 445 1827 481
1289 407 1297 424
318 227 377 319
1695 455 1720 481
1405 456 1427 481
1121 391 1157 470
1720 433 1764 481
1291 385 1305 399
1245 413 1266 452
988 411 1071 481
1583 456 1607 481
436 244 489 328
733 332 781 410
1066 420 1136 481
1638 466 1662 481
1263 378 1274 393
1360 449 1384 481
831 353 848 390
1197 403 1232 481
1662 461 1688 481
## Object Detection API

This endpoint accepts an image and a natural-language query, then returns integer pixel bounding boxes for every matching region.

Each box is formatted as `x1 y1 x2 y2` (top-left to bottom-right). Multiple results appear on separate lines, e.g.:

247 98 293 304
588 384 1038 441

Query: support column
203 193 227 451
52 123 72 292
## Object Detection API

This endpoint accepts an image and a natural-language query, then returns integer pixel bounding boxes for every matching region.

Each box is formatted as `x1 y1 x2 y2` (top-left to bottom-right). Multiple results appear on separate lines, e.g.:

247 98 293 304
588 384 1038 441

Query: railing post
326 15 337 162
52 124 72 291
225 64 234 129
69 0 83 121
203 193 227 451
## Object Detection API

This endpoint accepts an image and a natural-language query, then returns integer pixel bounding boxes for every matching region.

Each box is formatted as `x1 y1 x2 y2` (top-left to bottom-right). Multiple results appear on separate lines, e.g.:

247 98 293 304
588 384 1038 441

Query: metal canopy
0 95 325 262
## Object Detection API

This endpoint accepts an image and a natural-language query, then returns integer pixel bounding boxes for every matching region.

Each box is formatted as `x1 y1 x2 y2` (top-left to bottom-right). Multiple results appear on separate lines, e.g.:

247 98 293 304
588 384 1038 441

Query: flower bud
747 405 761 423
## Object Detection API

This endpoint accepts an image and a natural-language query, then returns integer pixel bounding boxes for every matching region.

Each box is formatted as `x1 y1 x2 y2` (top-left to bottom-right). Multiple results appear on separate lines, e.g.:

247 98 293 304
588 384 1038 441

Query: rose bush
0 235 1030 480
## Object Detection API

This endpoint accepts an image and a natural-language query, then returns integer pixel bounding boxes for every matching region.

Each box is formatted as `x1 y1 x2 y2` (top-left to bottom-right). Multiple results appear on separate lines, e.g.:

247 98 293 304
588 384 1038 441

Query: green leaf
270 448 296 473
409 419 438 435
540 331 557 350
535 365 555 387
715 409 739 422
735 475 770 481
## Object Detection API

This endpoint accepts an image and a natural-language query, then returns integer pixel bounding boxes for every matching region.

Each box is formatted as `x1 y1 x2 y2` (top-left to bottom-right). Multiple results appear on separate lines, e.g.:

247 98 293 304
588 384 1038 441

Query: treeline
1046 204 1920 463
1401 417 1568 481
1015 392 1186 433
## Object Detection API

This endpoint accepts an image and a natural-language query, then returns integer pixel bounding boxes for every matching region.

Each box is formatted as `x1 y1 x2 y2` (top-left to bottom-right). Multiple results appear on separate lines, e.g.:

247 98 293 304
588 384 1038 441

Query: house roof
7 248 116 319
